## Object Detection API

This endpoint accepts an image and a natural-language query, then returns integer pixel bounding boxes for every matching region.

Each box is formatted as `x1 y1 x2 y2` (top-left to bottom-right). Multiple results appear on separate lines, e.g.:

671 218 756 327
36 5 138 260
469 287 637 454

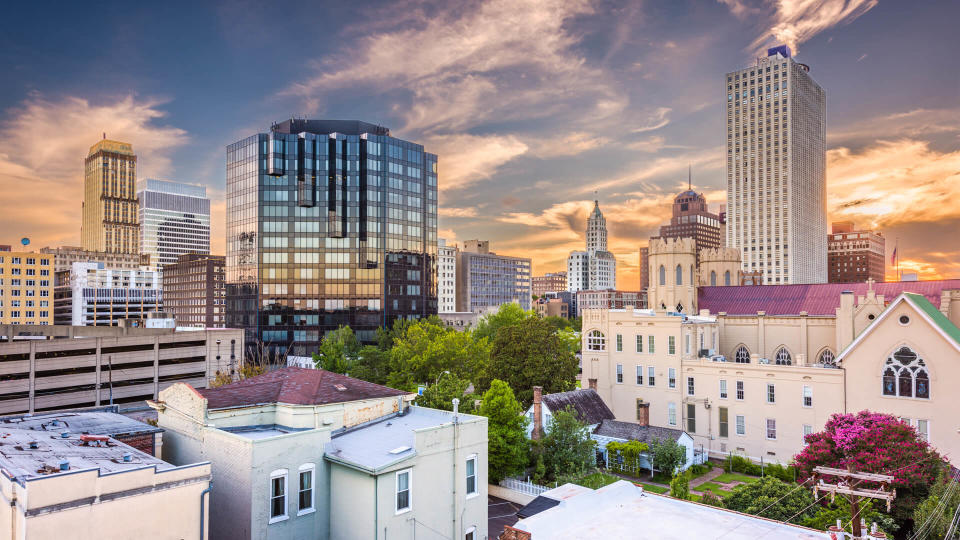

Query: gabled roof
593 419 686 443
197 367 408 410
838 292 960 360
542 389 614 425
698 279 960 316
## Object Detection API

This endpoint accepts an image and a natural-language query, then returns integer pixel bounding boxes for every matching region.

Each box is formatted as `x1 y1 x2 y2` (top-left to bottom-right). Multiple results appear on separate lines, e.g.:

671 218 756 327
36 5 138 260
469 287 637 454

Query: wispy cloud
427 134 528 193
632 107 672 133
720 0 879 53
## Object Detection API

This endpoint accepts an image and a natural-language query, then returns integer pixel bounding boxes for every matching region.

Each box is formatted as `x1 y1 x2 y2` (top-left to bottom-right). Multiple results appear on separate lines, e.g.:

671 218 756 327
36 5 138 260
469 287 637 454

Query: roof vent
28 440 38 449
122 453 132 462
49 420 59 427
60 431 70 438
59 460 69 471
389 446 411 454
334 384 347 391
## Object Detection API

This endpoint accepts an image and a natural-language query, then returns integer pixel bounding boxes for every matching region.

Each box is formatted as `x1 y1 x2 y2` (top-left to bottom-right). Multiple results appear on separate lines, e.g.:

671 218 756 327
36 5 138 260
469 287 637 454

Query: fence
499 477 552 497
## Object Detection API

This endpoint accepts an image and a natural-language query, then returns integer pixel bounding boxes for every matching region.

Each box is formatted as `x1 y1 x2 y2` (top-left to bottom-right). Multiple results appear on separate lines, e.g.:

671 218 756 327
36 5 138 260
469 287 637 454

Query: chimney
636 401 650 427
588 378 597 391
532 386 543 440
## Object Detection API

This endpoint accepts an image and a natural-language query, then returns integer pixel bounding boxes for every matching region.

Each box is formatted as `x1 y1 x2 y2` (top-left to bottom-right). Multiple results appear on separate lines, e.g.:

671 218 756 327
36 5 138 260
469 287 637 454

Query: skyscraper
82 138 139 254
455 240 531 313
225 119 437 354
725 45 826 284
438 238 458 313
567 200 616 294
137 179 211 272
827 221 885 283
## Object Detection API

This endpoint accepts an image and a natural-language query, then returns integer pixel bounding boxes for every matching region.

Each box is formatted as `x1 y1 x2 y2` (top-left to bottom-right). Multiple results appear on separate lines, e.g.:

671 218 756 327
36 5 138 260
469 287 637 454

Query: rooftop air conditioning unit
759 357 771 364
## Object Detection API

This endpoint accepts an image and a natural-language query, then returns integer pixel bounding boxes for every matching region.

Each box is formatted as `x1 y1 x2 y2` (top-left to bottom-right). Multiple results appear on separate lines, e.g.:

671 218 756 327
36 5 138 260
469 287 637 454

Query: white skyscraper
137 179 211 273
438 238 458 313
567 200 616 297
725 45 826 284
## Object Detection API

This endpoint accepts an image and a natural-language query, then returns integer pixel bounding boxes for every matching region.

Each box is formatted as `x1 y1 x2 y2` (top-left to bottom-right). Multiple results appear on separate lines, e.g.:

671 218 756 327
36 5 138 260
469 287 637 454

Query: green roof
903 292 960 348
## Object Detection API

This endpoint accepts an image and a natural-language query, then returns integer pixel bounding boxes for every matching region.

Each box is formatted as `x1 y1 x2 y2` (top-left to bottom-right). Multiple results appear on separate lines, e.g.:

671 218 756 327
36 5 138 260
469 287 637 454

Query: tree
482 316 578 407
670 472 690 500
344 345 392 385
473 303 536 342
386 317 490 391
479 380 528 483
415 372 474 413
605 440 649 473
794 411 945 524
313 326 360 373
804 498 897 538
912 468 959 540
726 477 817 524
537 408 596 481
649 437 687 477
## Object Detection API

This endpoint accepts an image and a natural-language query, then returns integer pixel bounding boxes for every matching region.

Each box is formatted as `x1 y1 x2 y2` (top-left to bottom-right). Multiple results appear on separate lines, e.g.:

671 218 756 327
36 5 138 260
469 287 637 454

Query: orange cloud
721 0 878 54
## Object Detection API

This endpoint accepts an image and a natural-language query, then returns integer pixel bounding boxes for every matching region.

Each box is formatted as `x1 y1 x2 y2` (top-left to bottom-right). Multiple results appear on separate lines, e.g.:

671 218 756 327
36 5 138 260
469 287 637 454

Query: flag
891 247 897 265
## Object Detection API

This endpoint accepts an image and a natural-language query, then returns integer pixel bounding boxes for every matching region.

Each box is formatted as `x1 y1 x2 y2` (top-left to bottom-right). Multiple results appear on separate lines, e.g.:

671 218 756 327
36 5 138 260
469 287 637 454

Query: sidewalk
689 466 724 489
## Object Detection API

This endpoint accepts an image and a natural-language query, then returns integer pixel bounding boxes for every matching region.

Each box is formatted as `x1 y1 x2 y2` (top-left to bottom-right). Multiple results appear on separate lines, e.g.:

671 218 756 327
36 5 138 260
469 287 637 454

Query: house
150 367 488 540
524 386 614 438
0 421 210 540
505 480 837 539
592 419 698 472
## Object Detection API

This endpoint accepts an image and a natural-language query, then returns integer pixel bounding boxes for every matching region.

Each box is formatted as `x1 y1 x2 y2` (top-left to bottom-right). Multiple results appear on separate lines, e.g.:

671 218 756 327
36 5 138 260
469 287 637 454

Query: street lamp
434 370 450 387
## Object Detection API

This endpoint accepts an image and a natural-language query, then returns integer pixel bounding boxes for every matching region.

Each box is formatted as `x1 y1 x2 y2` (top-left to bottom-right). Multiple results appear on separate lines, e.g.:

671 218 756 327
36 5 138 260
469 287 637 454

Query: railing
499 477 551 497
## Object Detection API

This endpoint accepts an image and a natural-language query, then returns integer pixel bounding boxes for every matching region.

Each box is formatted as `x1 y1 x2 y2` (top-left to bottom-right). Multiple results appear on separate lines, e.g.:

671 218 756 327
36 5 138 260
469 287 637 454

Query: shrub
699 490 725 508
670 472 690 500
688 463 711 478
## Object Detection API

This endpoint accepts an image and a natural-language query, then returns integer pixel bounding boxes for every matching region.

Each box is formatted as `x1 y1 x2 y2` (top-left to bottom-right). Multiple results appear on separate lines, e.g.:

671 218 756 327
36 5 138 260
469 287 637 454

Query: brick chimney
636 400 650 427
502 526 532 540
588 378 597 391
532 386 544 440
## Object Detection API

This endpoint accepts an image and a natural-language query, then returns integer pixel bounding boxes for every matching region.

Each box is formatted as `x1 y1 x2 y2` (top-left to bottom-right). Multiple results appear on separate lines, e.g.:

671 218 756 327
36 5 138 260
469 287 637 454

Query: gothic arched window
817 349 835 367
675 265 683 286
734 346 750 363
587 330 606 351
710 271 717 287
774 347 792 366
882 346 929 399
724 270 731 286
659 265 666 286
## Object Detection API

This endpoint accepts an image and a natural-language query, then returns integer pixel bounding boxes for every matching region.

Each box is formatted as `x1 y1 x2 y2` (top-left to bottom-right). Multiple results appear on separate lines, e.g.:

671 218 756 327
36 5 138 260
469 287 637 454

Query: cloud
631 107 672 133
721 0 878 53
427 134 528 193
438 207 479 218
529 132 612 158
0 94 187 247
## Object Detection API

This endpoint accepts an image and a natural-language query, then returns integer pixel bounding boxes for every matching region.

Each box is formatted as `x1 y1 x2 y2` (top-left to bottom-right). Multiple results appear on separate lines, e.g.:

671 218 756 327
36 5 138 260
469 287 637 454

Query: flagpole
896 237 900 281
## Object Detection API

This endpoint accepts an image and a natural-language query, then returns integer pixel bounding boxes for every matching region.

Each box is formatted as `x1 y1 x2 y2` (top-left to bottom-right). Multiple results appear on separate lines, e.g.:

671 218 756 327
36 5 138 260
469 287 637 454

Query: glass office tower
225 120 438 355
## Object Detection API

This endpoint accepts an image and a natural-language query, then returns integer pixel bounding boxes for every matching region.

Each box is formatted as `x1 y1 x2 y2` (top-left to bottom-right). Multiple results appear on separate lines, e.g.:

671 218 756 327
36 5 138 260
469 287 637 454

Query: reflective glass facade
225 120 438 354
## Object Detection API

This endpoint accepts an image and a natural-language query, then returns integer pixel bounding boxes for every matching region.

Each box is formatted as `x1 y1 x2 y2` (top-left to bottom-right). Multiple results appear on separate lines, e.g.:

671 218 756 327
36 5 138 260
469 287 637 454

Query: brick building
532 271 567 298
827 221 885 283
162 253 226 327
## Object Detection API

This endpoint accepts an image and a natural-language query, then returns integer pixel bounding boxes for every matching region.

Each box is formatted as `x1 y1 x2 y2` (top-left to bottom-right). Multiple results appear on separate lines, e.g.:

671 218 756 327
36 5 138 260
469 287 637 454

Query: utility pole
812 466 895 539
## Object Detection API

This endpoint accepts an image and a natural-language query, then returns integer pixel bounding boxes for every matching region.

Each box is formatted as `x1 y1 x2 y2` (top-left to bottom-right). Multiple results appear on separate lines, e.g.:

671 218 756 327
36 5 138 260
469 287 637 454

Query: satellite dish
20 238 29 247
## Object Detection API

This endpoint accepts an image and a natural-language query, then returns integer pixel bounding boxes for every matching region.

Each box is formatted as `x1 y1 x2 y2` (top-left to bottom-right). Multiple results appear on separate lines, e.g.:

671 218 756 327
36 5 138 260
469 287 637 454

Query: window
766 419 777 440
736 415 745 435
686 376 695 396
719 407 729 438
466 455 478 497
668 336 676 355
635 365 643 385
817 349 835 366
648 366 655 386
616 364 623 384
774 347 792 365
636 334 643 352
724 270 731 286
659 265 666 286
766 384 775 404
675 265 683 285
882 346 929 399
298 464 315 515
465 527 476 540
616 334 623 352
803 424 813 440
668 402 677 425
396 469 412 513
917 420 930 442
270 469 288 523
734 346 750 363
802 386 812 407
687 404 696 433
587 330 606 351
736 380 744 400
648 336 655 353
710 271 717 286
720 379 728 399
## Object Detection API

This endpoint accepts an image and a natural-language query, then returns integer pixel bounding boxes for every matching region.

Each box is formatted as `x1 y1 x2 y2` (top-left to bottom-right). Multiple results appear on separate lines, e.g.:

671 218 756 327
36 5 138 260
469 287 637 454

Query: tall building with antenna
567 198 616 297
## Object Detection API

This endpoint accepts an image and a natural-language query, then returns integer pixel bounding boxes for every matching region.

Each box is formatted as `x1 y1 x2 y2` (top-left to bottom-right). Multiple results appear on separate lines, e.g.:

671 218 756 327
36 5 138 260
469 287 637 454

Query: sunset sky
1 0 958 285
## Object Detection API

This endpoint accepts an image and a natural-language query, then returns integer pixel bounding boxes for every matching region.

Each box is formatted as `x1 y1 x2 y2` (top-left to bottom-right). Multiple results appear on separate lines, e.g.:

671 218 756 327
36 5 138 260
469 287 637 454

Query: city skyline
1 1 958 286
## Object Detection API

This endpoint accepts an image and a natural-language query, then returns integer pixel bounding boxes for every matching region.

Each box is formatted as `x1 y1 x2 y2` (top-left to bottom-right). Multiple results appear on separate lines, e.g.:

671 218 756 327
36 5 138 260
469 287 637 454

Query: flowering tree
794 411 945 523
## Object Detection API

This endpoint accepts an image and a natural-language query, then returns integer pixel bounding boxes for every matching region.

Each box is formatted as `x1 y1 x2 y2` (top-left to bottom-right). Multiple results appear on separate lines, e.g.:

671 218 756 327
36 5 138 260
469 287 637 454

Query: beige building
82 139 139 254
0 248 53 326
40 245 148 273
0 422 211 540
583 282 960 464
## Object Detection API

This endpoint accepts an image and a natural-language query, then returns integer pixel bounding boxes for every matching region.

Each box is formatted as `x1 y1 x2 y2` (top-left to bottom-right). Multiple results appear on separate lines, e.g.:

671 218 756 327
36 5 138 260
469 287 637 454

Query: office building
162 254 225 328
152 367 488 540
0 247 53 325
81 138 139 254
532 271 567 297
438 238 458 312
0 324 241 414
54 262 162 326
456 240 532 313
567 200 615 292
725 45 827 284
576 289 645 311
40 245 148 273
534 296 569 318
651 186 722 261
137 179 211 273
827 221 885 283
226 119 438 353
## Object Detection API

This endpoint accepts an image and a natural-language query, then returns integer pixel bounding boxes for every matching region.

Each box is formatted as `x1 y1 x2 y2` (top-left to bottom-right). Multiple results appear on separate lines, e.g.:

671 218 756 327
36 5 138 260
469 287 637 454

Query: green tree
670 472 690 500
804 498 897 538
344 345 392 385
649 437 687 476
482 316 578 407
473 303 536 342
912 469 959 540
542 316 572 332
538 408 596 481
479 380 529 483
725 476 817 524
386 317 490 391
313 326 361 373
415 372 474 413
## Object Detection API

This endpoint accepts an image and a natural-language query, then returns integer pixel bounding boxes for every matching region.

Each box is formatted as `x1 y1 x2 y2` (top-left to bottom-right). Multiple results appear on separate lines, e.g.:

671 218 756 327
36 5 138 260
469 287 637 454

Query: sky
1 0 958 286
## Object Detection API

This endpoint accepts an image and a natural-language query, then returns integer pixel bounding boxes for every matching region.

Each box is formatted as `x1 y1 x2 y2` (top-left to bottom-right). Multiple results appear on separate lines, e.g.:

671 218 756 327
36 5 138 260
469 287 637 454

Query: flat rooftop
325 406 480 472
220 424 310 440
0 410 161 438
0 428 172 482
513 481 830 539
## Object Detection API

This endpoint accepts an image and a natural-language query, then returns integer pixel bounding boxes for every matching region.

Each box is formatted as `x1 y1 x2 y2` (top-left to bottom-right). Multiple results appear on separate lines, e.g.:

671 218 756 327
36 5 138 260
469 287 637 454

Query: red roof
698 279 960 316
197 367 408 409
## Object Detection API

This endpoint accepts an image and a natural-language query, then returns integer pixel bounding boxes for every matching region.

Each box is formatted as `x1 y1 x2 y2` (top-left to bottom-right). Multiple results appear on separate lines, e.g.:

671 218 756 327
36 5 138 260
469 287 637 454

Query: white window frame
686 376 695 396
396 468 413 514
736 415 745 436
766 383 775 404
736 380 744 400
635 365 643 385
465 526 476 540
297 464 316 516
668 368 676 388
269 468 289 524
465 455 478 499
647 366 655 386
917 419 930 442
668 402 677 426
802 385 812 408
616 364 623 384
719 379 728 399
766 418 777 440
